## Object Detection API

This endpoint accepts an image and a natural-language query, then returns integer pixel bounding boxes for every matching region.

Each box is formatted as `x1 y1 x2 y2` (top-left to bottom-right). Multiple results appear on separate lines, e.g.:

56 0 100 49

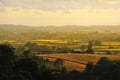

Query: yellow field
93 46 109 49
31 39 68 43
38 54 120 71
102 42 120 46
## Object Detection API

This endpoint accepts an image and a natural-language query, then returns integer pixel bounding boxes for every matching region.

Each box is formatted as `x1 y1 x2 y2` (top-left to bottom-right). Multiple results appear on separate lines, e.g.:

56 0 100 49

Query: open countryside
0 25 120 80
0 0 120 79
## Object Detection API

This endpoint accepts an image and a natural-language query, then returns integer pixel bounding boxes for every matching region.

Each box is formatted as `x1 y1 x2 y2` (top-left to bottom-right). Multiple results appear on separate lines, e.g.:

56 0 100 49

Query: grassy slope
38 54 120 71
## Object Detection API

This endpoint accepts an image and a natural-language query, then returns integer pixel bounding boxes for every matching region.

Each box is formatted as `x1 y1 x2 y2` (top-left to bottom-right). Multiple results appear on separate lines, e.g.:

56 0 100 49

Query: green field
0 39 120 54
0 25 120 54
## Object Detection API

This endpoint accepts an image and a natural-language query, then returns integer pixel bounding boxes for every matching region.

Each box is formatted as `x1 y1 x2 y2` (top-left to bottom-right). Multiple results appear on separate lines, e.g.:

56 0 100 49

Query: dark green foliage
15 46 25 56
0 44 16 74
96 57 110 64
85 62 94 73
23 49 31 57
94 40 102 46
80 45 86 52
24 42 73 54
86 41 94 54
38 69 54 80
106 51 112 55
54 58 64 71
14 58 38 73
84 57 120 80
24 42 40 53
38 46 53 53
8 73 30 80
0 44 64 80
0 43 15 57
0 43 120 80
94 60 120 80
86 48 94 54
54 58 64 66
60 67 67 73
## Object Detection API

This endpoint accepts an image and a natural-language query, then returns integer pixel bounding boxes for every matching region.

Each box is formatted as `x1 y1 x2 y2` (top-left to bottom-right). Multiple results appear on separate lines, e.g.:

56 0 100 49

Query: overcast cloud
0 0 120 26
0 0 120 11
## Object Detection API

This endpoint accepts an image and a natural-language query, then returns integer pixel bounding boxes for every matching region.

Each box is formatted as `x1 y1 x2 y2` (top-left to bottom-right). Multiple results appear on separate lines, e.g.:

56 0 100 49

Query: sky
0 0 120 26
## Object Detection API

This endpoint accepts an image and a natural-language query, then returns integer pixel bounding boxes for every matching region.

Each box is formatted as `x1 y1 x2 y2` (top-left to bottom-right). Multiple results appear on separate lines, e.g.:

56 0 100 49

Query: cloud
0 0 120 11
0 0 85 11
33 11 42 15
0 7 120 26
0 1 5 11
95 0 120 4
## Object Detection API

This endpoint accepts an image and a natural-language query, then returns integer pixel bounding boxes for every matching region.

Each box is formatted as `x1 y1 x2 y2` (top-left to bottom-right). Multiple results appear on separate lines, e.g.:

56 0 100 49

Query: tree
24 42 39 53
88 41 94 47
94 40 101 46
15 46 25 56
86 41 94 54
54 58 64 70
39 69 53 80
106 51 112 55
54 58 64 66
108 45 114 49
96 57 110 65
60 67 67 73
94 58 120 80
80 45 86 52
85 62 94 73
23 49 32 57
86 48 94 54
14 58 38 79
0 44 16 74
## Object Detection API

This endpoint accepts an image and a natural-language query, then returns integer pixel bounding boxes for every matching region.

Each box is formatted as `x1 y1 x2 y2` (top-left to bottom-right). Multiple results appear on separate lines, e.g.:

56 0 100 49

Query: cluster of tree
0 44 66 80
24 42 73 54
0 43 120 80
73 41 95 54
84 57 120 80
25 41 95 54
15 42 95 55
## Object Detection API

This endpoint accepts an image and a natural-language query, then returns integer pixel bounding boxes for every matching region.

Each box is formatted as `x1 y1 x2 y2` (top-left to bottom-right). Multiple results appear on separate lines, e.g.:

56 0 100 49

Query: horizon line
0 24 120 27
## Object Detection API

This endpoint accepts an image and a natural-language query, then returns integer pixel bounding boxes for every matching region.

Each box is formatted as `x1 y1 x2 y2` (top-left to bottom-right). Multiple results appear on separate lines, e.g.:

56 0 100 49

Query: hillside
38 54 120 71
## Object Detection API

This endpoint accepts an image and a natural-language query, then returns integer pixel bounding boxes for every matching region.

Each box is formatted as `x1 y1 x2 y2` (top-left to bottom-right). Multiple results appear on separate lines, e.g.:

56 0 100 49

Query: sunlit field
1 39 120 54
38 54 120 71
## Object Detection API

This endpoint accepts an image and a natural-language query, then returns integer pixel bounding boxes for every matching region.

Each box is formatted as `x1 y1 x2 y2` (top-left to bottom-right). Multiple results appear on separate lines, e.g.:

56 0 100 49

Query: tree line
15 41 95 55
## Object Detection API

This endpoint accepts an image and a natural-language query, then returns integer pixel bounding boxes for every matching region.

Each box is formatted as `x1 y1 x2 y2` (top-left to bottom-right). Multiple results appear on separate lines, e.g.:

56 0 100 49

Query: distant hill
0 24 120 32
0 24 120 41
